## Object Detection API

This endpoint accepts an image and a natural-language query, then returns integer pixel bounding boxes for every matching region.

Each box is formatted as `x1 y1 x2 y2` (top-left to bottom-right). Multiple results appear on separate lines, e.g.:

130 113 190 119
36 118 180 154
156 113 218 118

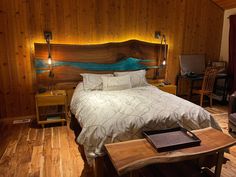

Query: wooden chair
229 91 236 132
192 67 218 107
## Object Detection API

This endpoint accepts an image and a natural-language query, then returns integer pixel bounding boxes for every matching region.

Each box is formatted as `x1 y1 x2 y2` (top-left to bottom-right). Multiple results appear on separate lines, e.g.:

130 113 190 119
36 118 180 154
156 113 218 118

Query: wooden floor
0 105 236 177
0 122 92 177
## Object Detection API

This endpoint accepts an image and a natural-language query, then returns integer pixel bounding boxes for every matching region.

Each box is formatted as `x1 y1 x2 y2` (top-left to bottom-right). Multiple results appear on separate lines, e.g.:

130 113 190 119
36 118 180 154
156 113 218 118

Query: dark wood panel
34 40 165 89
34 40 160 62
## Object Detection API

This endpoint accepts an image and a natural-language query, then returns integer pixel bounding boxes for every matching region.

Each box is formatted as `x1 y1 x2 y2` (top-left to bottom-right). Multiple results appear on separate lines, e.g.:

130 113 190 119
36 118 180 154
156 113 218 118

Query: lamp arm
164 36 167 61
46 36 53 70
160 35 167 65
46 39 51 56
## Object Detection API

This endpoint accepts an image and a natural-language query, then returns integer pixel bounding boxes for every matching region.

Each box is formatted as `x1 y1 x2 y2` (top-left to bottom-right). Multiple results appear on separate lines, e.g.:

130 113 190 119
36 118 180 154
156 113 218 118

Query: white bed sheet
70 83 221 164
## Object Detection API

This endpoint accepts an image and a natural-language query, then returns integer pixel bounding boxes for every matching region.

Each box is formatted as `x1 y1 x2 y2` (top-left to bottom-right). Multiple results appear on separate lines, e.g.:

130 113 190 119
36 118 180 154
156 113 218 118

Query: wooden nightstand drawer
36 95 66 106
148 81 176 95
35 90 66 106
158 85 177 95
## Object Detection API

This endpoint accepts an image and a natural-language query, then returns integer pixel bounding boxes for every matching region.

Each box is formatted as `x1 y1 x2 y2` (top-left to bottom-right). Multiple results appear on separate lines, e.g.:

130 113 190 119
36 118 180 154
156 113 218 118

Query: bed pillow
114 70 148 87
81 73 113 91
102 75 132 91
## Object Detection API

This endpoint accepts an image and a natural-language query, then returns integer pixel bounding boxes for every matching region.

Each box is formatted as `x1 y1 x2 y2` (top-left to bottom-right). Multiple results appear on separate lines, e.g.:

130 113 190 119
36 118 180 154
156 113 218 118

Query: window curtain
229 15 236 94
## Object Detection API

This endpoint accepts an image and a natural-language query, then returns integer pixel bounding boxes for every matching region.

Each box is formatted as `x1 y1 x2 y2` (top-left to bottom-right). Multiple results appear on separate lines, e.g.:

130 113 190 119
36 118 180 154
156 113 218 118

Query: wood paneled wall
0 0 223 119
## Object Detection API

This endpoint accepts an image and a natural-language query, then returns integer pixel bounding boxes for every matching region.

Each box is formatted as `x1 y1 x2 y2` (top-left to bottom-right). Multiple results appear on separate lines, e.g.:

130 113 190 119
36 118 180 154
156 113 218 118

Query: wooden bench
105 128 236 177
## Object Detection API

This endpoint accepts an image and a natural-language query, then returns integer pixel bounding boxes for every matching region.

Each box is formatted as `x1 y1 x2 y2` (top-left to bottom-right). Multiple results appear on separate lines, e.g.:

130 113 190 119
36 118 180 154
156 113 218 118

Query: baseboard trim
0 115 36 123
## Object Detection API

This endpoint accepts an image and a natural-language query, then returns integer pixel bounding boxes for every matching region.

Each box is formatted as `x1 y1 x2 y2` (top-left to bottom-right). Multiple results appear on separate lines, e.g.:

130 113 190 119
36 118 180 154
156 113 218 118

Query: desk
105 128 236 177
177 73 229 102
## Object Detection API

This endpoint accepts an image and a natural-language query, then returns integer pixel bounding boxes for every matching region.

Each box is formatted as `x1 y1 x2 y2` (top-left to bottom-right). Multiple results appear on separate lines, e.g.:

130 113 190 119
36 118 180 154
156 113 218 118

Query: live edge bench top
105 127 236 175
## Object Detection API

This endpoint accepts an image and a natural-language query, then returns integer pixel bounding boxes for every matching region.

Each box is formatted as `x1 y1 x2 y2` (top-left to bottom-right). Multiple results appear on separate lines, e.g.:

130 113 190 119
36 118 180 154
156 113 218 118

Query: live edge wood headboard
33 39 166 90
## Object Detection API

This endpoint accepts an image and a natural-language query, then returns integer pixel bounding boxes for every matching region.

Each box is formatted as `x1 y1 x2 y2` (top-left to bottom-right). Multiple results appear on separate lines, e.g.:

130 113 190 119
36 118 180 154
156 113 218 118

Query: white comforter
70 83 221 164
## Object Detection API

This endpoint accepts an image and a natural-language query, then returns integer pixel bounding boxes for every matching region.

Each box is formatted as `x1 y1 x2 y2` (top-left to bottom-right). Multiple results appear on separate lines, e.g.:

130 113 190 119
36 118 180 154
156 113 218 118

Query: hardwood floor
0 122 92 177
0 105 236 177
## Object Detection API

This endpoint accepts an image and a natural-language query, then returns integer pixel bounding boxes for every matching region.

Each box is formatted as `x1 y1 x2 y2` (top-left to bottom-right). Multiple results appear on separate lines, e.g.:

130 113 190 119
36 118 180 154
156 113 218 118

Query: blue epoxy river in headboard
35 57 159 74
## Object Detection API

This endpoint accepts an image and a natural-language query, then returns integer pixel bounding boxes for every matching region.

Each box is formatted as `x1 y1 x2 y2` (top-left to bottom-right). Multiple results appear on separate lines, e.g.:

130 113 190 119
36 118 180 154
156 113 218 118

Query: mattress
70 83 221 164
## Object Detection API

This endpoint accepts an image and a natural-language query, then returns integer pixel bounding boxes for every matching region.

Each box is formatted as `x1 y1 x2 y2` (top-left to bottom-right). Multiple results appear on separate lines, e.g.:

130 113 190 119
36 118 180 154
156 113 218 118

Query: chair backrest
202 67 218 92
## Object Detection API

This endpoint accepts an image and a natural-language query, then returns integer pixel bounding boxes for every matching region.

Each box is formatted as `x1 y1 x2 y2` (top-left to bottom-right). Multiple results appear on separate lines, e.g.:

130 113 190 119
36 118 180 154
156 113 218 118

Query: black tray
143 127 201 152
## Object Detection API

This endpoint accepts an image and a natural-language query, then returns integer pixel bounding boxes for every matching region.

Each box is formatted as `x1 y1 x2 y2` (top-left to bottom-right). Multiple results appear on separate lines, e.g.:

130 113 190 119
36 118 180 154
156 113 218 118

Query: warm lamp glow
48 57 52 65
162 59 166 66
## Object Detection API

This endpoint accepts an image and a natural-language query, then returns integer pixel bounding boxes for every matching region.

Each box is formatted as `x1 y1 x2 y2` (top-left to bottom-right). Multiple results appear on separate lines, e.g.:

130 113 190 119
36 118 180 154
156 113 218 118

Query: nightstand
149 81 177 95
35 90 68 128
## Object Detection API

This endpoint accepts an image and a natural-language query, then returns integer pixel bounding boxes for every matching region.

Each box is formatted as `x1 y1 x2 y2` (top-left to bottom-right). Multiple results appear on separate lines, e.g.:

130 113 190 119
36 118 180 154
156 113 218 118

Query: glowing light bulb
48 57 52 65
162 59 166 66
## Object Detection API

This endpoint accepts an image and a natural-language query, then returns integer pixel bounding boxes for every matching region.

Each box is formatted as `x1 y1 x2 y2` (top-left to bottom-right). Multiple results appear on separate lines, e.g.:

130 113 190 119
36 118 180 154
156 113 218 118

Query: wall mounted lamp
44 31 54 92
153 31 167 80
155 31 167 66
44 31 53 66
161 35 167 66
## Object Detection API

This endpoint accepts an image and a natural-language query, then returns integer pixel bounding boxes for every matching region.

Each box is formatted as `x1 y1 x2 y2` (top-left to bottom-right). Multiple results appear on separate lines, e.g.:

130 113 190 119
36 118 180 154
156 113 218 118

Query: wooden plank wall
0 0 223 119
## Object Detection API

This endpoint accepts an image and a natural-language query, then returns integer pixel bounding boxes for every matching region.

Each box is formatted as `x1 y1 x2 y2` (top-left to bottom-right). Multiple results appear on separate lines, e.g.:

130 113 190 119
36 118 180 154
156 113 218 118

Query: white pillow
114 70 148 87
81 73 113 91
102 75 132 91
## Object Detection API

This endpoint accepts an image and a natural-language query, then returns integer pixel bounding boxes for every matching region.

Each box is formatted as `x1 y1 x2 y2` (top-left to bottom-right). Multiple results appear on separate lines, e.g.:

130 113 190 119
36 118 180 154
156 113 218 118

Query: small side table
35 90 68 128
149 81 177 95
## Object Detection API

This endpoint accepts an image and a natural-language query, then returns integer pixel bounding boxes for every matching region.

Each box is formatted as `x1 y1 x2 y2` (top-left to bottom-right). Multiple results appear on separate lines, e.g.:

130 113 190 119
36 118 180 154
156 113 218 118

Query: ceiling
212 0 236 10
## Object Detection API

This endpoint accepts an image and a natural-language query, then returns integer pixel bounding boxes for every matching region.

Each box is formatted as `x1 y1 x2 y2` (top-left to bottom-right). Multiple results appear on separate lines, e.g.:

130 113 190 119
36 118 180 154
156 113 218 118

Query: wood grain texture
105 128 236 175
212 0 236 9
182 0 224 63
34 40 164 88
0 123 92 177
0 0 223 119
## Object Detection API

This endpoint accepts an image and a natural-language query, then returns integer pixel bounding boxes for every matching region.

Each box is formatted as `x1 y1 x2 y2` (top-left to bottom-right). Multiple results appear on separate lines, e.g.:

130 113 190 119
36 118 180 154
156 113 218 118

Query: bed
70 81 221 165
